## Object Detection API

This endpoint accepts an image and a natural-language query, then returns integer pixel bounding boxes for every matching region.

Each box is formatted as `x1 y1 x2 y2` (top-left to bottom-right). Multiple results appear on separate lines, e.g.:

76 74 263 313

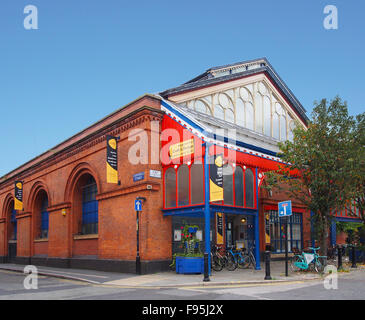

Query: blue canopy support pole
204 142 211 276
310 211 315 248
330 220 337 247
254 167 261 270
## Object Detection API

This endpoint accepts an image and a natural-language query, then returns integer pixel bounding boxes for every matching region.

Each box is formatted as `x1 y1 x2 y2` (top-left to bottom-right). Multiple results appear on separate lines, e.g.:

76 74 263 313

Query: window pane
234 167 244 206
280 114 287 141
165 168 176 208
226 109 234 123
236 99 245 127
246 102 254 130
255 93 263 133
245 168 254 207
178 165 189 206
264 96 271 136
273 113 280 140
223 165 233 205
82 178 98 235
191 163 204 204
195 100 207 114
214 105 224 120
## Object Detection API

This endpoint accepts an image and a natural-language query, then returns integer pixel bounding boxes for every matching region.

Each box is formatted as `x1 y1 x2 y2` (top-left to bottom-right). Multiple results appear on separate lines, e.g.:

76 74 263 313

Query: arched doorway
6 199 17 262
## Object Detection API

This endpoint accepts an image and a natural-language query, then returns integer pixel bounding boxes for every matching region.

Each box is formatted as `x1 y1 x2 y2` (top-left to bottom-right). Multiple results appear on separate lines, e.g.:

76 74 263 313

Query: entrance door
7 241 17 263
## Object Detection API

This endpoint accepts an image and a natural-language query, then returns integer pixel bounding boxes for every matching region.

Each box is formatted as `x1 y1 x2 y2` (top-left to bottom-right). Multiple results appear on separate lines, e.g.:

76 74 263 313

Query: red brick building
0 58 357 273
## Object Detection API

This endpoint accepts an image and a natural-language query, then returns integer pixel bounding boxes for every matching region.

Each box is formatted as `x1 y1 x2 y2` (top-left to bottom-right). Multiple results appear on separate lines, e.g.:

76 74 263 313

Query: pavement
1 260 363 289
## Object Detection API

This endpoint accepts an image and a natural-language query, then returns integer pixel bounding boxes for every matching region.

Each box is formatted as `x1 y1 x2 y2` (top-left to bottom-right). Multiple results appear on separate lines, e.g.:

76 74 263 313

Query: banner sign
265 213 271 244
106 135 118 184
14 181 23 211
216 212 224 244
209 154 223 202
169 139 194 160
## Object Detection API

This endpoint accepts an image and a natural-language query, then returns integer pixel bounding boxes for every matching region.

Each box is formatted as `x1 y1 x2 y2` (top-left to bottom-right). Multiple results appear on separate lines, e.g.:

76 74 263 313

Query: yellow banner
169 139 194 160
106 135 118 184
216 212 223 244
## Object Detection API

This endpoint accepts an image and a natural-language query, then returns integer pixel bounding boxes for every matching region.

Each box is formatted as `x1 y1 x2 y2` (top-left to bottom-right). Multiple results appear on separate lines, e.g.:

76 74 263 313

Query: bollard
337 245 343 270
351 245 357 268
203 252 210 282
264 251 272 280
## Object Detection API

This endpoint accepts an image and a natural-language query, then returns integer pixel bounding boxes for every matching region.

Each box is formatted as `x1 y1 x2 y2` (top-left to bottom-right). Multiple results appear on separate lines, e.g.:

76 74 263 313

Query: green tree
346 113 365 225
264 97 356 256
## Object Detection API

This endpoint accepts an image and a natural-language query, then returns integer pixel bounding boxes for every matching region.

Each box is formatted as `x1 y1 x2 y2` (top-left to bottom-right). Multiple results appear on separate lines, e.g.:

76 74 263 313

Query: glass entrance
225 214 255 250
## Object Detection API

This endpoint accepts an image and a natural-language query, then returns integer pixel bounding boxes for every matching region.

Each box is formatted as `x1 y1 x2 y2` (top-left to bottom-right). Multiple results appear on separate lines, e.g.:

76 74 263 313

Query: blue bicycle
225 246 251 271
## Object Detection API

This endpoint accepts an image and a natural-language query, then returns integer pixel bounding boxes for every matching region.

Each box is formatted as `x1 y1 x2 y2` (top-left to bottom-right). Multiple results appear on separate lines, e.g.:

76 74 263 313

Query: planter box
175 256 204 274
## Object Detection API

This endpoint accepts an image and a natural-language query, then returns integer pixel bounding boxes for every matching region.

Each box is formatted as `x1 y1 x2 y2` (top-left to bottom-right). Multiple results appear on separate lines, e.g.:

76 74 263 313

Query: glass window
10 207 17 240
165 168 176 208
177 165 189 206
236 99 245 127
214 105 224 120
40 196 49 239
223 164 233 205
245 168 254 207
263 96 271 137
226 109 234 123
246 102 254 130
195 100 207 114
82 176 98 235
234 166 244 207
273 112 280 140
255 93 263 133
191 162 204 204
280 113 287 141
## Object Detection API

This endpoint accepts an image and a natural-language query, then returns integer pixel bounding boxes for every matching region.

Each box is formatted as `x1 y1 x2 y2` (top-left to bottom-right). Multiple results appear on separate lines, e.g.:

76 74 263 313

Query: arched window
178 165 189 206
214 105 224 120
255 92 263 133
10 205 17 241
190 162 204 204
234 166 244 207
263 96 271 136
223 164 233 205
40 196 49 239
165 168 176 208
245 168 254 207
81 176 98 235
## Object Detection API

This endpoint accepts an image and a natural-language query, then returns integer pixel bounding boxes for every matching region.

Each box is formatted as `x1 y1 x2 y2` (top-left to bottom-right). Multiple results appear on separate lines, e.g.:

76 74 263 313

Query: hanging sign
106 135 118 184
14 181 23 211
278 200 292 217
216 212 224 245
209 154 223 202
169 139 194 160
265 213 271 244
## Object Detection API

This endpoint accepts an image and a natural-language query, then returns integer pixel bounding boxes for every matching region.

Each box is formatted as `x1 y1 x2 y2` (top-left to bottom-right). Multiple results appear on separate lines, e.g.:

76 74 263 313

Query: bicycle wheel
315 257 327 273
212 255 223 272
237 254 250 269
250 252 256 269
291 255 304 272
225 253 237 271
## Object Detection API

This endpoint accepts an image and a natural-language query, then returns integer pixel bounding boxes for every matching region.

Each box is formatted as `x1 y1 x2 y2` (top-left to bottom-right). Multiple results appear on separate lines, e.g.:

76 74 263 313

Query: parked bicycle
225 246 251 271
211 245 227 272
291 247 327 273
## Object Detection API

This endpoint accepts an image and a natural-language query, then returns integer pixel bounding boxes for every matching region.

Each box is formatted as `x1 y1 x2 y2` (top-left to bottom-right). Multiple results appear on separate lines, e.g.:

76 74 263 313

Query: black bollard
351 245 357 268
337 245 343 270
264 251 272 280
203 252 210 282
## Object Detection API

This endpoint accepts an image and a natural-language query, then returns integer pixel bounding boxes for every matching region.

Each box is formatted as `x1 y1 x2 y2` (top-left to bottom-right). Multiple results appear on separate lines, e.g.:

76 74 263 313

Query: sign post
278 200 292 277
135 198 145 275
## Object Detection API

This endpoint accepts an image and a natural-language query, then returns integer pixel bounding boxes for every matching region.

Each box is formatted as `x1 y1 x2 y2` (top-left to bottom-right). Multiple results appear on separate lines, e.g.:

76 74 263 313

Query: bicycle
225 246 251 271
242 247 256 269
291 247 327 273
211 245 227 272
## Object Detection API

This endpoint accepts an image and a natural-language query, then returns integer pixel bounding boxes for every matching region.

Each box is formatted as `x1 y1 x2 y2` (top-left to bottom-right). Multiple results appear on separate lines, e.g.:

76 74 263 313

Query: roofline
160 58 308 123
0 93 161 183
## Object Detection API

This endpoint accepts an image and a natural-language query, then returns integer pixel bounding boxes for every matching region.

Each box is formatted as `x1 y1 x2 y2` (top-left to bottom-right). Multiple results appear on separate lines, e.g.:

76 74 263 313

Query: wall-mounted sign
174 230 181 241
149 170 161 179
169 138 194 160
14 181 23 211
209 154 223 202
216 212 224 245
106 135 118 184
265 213 271 244
133 172 145 182
278 200 292 217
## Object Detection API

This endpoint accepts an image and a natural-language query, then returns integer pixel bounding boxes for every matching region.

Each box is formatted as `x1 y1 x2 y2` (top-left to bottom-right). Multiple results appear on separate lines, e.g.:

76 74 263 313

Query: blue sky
0 0 364 177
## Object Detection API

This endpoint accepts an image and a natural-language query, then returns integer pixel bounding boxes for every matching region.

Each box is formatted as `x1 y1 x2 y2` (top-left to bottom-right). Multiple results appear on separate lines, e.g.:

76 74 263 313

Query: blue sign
278 200 292 217
133 172 145 182
135 199 142 211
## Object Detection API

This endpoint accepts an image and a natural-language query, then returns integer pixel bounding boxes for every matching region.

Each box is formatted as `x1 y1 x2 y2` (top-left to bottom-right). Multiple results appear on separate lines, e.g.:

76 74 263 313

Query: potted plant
172 223 204 274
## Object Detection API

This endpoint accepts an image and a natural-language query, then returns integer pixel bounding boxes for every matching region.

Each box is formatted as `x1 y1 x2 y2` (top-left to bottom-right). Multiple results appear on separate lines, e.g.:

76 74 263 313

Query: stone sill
34 238 48 243
73 234 98 240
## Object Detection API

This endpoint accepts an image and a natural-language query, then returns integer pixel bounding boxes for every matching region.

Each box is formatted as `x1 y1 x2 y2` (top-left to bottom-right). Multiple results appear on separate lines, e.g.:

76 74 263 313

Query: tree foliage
264 96 361 255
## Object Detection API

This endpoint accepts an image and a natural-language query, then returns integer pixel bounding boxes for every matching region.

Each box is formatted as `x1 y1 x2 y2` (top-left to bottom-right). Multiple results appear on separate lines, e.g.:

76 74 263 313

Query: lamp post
203 142 211 282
